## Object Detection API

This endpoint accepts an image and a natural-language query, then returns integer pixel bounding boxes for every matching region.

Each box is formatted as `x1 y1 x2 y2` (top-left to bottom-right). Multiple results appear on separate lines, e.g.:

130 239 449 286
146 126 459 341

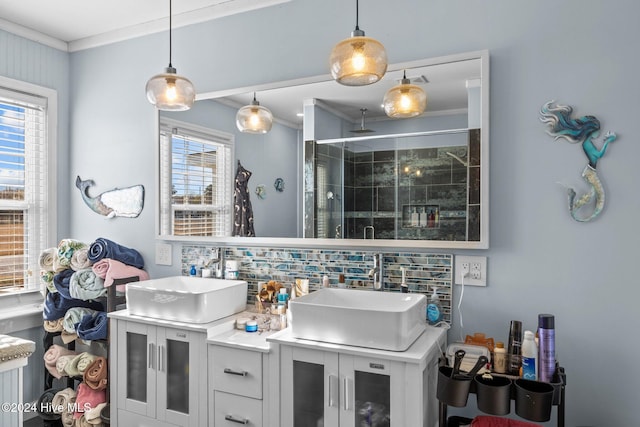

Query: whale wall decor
75 176 145 219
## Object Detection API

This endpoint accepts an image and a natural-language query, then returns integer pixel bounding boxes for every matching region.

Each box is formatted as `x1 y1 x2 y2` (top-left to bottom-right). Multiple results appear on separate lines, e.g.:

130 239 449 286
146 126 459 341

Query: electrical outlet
454 255 487 286
155 243 172 266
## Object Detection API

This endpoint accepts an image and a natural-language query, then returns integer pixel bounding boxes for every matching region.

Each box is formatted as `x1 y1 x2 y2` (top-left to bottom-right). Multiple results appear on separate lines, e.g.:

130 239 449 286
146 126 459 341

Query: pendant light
383 70 427 118
329 0 387 86
236 93 273 134
145 0 195 111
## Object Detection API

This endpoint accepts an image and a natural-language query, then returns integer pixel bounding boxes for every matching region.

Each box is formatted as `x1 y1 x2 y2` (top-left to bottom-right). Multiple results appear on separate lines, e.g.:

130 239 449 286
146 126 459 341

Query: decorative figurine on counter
540 101 617 222
76 176 144 218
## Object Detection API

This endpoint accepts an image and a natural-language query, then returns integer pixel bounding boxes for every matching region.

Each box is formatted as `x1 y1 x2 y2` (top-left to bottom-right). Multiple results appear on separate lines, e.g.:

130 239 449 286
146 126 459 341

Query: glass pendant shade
383 75 427 118
236 95 273 134
146 67 196 111
330 32 387 86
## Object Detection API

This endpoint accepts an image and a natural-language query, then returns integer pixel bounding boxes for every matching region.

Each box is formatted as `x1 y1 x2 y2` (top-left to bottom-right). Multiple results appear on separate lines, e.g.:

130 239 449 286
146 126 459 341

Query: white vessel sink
289 288 427 351
126 276 247 324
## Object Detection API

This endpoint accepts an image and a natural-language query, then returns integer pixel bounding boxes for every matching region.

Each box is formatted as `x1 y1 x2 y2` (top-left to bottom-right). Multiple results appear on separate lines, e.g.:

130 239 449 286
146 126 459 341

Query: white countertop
267 325 447 366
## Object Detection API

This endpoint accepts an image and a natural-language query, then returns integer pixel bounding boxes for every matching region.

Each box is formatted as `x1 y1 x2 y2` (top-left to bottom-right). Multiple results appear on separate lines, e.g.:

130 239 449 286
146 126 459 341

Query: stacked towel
54 239 87 271
83 401 107 425
43 291 104 320
471 416 543 427
92 258 149 291
44 318 64 333
43 345 77 379
40 247 58 294
55 355 76 378
65 352 97 377
70 247 92 271
41 270 56 294
37 388 63 421
63 307 100 334
77 311 108 341
69 269 106 300
84 357 108 391
74 382 106 420
53 269 75 299
88 237 144 269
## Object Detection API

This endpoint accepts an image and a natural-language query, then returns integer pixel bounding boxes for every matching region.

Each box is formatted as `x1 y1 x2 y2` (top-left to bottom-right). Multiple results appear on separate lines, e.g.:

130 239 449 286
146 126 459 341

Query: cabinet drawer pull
328 374 338 407
225 414 249 424
148 343 155 369
223 368 248 376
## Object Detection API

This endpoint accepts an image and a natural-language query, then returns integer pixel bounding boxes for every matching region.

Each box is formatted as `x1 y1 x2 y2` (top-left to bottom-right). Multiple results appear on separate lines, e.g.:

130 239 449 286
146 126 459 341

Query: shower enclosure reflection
305 128 481 241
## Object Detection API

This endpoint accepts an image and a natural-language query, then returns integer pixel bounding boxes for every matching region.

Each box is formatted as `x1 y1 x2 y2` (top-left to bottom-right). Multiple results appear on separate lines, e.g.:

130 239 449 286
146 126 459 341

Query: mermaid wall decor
539 101 617 222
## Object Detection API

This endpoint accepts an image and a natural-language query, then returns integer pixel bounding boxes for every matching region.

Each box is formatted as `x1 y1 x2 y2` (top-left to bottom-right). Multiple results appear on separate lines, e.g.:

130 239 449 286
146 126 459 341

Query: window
0 77 57 292
159 118 234 238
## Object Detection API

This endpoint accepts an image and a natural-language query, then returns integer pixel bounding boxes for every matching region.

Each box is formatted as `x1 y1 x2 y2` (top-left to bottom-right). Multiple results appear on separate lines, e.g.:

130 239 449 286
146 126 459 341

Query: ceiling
0 0 479 127
0 0 287 51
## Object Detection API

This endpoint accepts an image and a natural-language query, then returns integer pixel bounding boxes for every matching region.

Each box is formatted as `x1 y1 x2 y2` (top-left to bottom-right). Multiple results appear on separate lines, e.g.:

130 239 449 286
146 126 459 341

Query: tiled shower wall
182 245 453 323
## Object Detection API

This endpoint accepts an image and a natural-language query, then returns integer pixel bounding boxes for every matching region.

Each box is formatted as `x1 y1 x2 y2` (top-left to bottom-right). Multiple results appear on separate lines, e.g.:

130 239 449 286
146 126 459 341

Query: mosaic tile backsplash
182 245 453 323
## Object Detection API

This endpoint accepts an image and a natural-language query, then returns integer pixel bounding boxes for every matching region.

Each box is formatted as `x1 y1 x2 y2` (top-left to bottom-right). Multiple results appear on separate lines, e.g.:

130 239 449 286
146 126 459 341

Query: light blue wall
63 0 639 425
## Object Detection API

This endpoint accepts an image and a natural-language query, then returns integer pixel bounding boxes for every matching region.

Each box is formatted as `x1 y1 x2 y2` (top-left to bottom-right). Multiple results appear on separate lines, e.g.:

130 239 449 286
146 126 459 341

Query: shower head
350 108 375 133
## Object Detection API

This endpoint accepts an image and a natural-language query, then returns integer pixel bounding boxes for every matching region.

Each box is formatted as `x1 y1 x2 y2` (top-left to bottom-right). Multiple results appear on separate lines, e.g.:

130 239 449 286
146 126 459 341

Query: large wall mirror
157 50 489 249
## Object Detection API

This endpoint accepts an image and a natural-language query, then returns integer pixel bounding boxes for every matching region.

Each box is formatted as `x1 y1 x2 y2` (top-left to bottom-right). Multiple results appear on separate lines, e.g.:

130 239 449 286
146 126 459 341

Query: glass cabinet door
165 339 189 414
126 331 148 403
293 360 325 426
354 371 390 427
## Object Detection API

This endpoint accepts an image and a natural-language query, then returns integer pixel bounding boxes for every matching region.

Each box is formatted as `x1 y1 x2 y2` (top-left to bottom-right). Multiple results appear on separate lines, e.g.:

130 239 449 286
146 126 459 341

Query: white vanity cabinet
270 327 446 427
207 327 278 427
109 311 209 427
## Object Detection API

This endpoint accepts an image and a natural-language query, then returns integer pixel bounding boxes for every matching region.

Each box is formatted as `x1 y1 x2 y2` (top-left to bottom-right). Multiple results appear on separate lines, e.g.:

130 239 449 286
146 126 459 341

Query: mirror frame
156 50 489 249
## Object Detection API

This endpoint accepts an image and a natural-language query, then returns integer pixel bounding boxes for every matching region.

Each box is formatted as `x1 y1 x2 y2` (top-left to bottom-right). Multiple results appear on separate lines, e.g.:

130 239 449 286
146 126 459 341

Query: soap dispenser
400 267 409 293
426 286 443 325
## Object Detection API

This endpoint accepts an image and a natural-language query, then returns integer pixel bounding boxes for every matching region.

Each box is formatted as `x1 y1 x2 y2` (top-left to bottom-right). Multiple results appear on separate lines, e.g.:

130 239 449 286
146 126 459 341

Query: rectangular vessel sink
126 276 247 324
289 288 427 351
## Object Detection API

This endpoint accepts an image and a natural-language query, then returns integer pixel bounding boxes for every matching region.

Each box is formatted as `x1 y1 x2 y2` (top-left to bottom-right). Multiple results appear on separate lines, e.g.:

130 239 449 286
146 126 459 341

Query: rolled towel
65 352 97 377
44 345 77 379
53 269 75 299
63 307 100 333
77 311 108 341
69 269 106 301
54 239 87 271
92 258 149 291
41 270 57 294
61 409 75 427
51 387 77 414
75 414 93 427
44 318 64 333
37 388 64 421
74 382 106 420
55 354 76 377
84 357 108 391
88 237 144 269
84 401 107 425
71 247 93 271
40 247 57 270
43 291 104 321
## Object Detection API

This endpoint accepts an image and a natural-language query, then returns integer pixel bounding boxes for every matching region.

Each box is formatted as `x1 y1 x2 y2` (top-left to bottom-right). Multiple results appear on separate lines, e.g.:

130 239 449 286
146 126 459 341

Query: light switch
155 243 172 266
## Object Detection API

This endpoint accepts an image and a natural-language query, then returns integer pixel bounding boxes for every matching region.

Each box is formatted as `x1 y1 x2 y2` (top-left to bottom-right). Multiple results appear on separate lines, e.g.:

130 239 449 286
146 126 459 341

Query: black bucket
437 366 472 407
514 379 554 422
475 374 512 415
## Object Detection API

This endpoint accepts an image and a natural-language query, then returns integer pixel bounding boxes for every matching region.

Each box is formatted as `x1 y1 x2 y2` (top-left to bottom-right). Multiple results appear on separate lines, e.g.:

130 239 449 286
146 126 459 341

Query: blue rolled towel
53 269 74 299
88 238 144 269
77 311 108 341
43 291 104 321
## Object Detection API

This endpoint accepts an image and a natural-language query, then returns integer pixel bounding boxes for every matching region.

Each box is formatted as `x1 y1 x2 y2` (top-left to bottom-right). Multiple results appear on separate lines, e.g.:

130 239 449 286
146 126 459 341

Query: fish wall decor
76 176 145 219
540 101 617 222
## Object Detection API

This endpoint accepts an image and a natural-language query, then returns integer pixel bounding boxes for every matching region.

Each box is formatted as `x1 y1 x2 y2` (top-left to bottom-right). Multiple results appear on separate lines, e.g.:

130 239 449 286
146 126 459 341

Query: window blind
0 91 48 290
159 119 233 237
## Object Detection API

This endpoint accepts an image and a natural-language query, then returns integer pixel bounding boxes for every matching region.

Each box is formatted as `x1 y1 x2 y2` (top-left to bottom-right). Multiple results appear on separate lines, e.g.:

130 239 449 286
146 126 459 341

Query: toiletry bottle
538 314 556 382
411 207 420 227
521 330 537 380
322 275 330 288
400 267 409 293
338 274 346 288
277 288 289 306
189 265 197 276
507 320 523 376
493 341 507 374
426 287 442 325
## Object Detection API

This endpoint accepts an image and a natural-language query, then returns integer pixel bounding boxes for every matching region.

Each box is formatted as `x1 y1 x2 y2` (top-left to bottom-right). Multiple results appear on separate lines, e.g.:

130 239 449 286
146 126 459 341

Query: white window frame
0 75 57 294
158 117 234 240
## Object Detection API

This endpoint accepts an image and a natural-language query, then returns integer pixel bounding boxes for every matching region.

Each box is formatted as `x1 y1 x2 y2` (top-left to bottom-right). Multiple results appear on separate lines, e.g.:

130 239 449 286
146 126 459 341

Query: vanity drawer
212 346 263 399
214 391 262 427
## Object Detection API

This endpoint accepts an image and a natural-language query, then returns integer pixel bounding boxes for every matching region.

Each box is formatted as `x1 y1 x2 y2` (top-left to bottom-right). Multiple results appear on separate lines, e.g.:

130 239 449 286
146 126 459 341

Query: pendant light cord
168 0 173 68
354 0 360 31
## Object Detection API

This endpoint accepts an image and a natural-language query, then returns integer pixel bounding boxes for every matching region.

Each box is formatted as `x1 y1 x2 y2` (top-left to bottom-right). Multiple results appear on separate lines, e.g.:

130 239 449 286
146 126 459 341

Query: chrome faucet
368 253 384 291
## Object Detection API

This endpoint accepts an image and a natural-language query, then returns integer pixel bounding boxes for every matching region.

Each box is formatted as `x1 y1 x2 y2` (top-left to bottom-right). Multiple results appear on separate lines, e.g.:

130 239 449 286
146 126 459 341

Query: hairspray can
538 314 556 382
507 320 523 376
